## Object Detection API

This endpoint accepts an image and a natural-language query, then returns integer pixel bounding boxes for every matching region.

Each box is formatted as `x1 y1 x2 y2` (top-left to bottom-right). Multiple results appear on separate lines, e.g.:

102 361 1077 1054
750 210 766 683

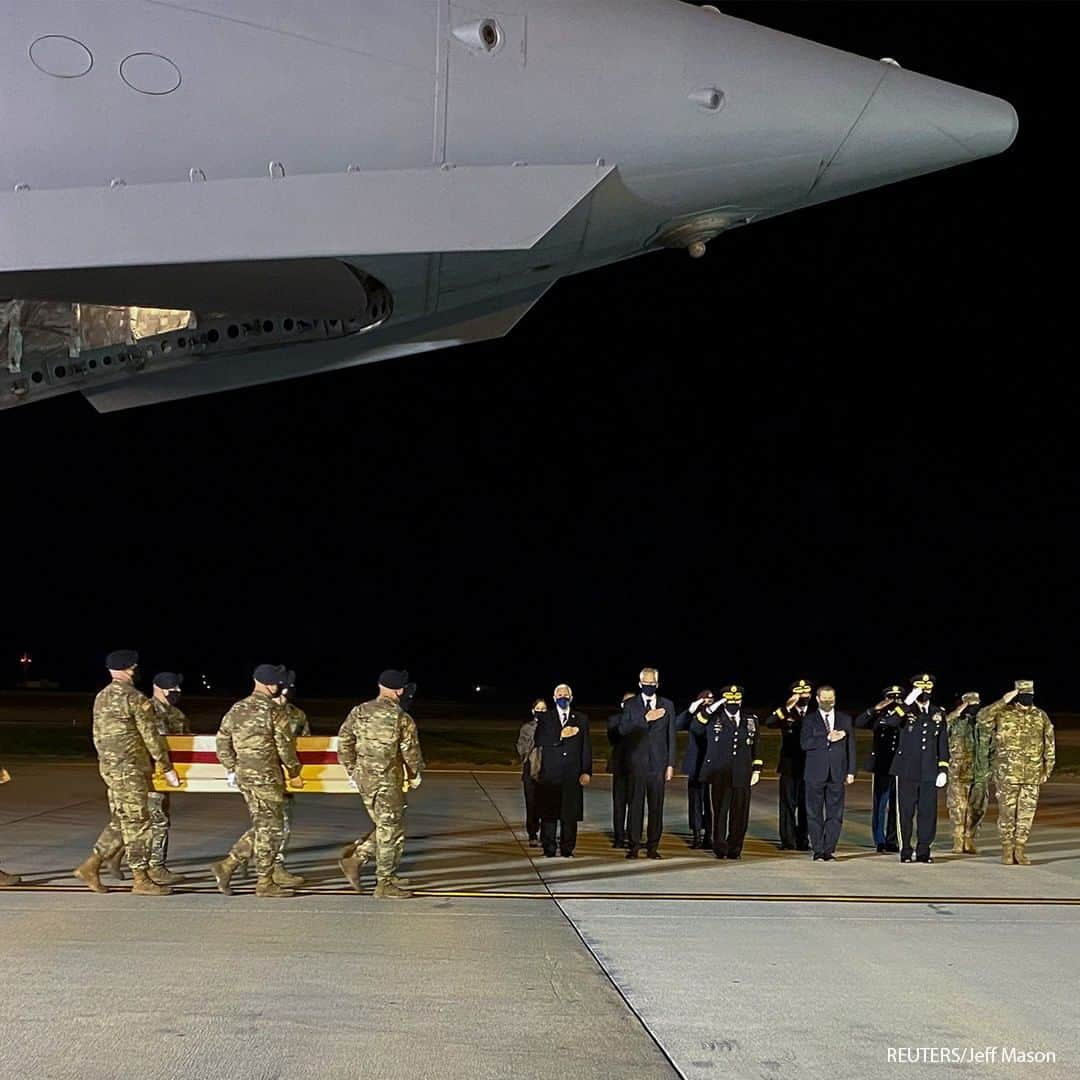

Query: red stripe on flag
170 750 340 765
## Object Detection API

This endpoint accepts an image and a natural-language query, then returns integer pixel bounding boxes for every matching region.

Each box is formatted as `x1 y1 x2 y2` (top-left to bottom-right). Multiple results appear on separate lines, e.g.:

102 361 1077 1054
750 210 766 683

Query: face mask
555 696 571 710
641 685 658 697
797 695 811 705
165 691 181 706
724 702 740 714
819 700 835 712
1016 693 1034 706
917 692 931 704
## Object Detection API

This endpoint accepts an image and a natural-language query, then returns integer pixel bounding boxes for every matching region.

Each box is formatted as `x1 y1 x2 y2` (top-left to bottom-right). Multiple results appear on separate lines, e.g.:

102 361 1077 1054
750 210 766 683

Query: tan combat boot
963 834 978 855
255 874 294 898
951 832 966 854
374 880 413 899
0 867 21 887
148 865 188 886
1000 845 1015 865
272 863 305 887
340 842 357 861
73 853 108 894
338 855 365 893
1013 845 1031 865
102 850 125 880
211 853 239 895
131 868 172 895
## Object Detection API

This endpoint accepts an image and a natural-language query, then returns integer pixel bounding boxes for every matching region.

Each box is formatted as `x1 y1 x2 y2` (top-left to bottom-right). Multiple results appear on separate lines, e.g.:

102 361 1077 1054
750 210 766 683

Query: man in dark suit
854 685 905 853
880 674 950 863
800 685 856 860
607 692 636 848
675 688 715 848
534 683 592 857
765 678 812 850
699 685 763 859
617 666 676 859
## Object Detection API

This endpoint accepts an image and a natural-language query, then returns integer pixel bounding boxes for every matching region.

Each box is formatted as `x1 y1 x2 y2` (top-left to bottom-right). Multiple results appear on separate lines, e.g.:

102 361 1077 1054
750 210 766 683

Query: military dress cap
721 685 744 702
105 649 139 671
883 684 904 696
1015 679 1035 693
911 673 936 689
790 679 812 694
253 663 288 686
152 672 183 690
697 688 715 700
378 669 410 690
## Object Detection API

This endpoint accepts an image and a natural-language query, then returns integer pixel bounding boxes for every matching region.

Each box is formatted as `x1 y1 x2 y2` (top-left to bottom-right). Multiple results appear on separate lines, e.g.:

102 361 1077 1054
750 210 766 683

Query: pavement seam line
469 772 686 1080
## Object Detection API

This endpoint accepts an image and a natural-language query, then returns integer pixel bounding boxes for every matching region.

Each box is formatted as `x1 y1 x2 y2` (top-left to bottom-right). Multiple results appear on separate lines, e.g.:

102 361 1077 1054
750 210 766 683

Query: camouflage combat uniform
978 698 1055 861
146 699 190 868
91 680 173 871
944 703 990 851
338 697 424 884
216 693 301 878
276 702 310 860
0 762 17 886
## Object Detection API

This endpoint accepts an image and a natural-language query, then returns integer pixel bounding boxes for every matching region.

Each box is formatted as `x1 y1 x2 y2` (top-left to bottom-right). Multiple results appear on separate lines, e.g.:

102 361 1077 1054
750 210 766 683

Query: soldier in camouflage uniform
272 670 310 883
74 650 180 895
0 763 19 887
211 664 304 897
944 691 989 854
100 671 192 885
338 670 424 899
978 680 1056 865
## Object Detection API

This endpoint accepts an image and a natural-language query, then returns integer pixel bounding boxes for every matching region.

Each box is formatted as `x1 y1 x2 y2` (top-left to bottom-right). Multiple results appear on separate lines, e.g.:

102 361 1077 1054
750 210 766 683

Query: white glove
904 688 920 706
705 700 724 715
750 770 760 787
225 771 238 790
347 775 359 792
689 699 704 715
409 774 422 790
163 769 181 789
936 771 947 788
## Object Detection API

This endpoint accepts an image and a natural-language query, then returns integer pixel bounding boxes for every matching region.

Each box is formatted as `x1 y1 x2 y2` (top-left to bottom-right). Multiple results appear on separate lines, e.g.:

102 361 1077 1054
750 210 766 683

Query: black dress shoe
900 854 913 863
528 838 540 848
779 844 794 851
876 843 886 853
646 850 662 860
822 853 836 861
561 851 574 858
727 851 741 860
690 832 702 849
796 844 810 852
885 844 900 854
702 837 713 850
915 854 933 863
625 848 639 859
812 853 823 861
543 850 557 858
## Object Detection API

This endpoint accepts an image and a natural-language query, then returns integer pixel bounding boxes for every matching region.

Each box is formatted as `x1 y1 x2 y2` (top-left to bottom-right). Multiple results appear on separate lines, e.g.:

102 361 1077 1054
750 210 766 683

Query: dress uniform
675 689 715 848
699 686 763 859
854 686 905 853
881 675 949 862
765 679 812 850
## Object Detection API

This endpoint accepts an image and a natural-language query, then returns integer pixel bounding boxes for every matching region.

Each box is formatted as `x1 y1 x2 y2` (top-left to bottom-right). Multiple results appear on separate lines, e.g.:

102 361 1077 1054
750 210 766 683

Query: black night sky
1 4 1069 710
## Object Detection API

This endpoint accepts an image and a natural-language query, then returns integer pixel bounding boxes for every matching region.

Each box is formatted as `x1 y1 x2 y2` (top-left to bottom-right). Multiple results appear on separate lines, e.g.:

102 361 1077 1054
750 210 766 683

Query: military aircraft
0 0 1017 412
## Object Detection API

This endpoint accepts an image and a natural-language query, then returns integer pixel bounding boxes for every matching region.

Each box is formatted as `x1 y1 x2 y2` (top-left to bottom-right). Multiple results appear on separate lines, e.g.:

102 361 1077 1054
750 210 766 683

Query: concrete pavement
1 765 1078 1079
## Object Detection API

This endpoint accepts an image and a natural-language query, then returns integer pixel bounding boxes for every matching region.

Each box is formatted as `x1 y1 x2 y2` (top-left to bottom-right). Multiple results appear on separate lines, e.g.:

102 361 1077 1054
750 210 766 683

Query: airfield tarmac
1 765 1078 1079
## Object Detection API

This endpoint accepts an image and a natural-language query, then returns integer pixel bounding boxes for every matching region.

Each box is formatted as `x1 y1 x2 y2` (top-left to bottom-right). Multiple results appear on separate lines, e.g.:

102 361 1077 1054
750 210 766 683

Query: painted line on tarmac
6 884 1080 906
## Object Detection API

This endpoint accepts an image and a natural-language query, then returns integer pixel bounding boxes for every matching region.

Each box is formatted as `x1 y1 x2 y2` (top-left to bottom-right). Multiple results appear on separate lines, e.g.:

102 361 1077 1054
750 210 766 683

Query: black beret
378 669 410 690
106 649 139 671
153 672 183 690
253 663 288 686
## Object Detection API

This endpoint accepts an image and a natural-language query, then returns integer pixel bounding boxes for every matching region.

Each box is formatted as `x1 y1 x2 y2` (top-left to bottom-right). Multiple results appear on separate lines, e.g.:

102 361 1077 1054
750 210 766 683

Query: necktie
824 712 832 733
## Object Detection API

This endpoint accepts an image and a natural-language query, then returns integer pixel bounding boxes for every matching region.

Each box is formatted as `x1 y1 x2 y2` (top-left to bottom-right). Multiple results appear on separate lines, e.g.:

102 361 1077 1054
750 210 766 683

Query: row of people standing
518 670 1056 866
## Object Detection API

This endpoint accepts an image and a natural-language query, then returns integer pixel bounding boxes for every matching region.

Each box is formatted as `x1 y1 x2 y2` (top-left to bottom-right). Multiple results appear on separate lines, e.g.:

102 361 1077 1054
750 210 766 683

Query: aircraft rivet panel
28 35 93 79
119 52 182 96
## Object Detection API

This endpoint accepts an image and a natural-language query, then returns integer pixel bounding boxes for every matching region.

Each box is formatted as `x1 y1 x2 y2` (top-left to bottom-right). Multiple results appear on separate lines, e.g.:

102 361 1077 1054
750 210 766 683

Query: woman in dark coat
516 698 546 847
534 683 592 857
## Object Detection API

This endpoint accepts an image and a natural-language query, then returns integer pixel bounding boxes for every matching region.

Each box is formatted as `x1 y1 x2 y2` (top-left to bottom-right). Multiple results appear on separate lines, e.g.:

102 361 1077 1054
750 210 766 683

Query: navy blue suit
618 694 677 853
800 709 856 857
607 709 631 846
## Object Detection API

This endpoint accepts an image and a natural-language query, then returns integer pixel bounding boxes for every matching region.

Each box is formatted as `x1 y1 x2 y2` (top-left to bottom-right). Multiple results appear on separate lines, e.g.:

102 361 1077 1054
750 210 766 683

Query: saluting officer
880 674 949 863
676 688 715 848
854 685 905 853
699 686 763 860
765 679 812 851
